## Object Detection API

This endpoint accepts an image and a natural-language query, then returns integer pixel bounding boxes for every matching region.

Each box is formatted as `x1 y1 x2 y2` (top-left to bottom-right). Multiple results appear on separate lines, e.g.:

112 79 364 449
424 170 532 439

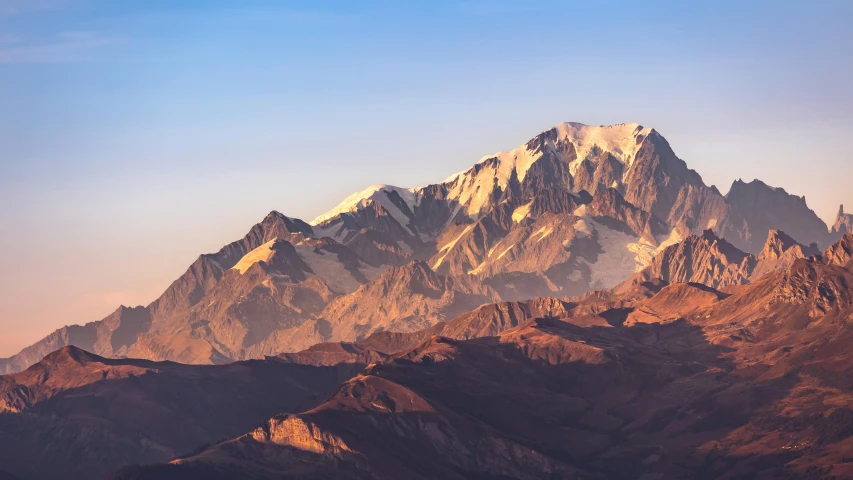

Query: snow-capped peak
308 122 654 235
558 122 653 175
310 184 419 235
439 122 653 219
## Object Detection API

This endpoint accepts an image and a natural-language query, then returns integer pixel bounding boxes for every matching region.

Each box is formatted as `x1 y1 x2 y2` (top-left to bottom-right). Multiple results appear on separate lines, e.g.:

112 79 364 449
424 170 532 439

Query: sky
1 0 852 356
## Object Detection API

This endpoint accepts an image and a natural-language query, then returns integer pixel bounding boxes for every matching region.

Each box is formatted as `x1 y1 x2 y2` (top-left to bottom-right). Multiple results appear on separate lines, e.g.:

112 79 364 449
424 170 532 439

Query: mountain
1 122 840 374
317 260 500 341
109 234 853 480
0 212 384 373
3 235 853 479
821 231 853 269
752 228 822 278
627 229 755 289
0 305 152 376
0 346 360 480
0 296 582 480
720 179 830 252
301 296 579 360
831 204 853 242
623 229 820 290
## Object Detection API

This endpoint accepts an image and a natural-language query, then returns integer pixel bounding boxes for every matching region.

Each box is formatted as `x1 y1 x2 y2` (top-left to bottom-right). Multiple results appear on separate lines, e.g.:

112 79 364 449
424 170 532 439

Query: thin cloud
0 31 122 63
122 5 362 27
0 33 21 44
0 0 74 15
454 0 558 16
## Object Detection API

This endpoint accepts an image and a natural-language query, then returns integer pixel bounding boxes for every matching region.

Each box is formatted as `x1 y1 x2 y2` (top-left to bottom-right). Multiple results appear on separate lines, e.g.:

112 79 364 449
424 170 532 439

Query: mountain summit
832 204 853 240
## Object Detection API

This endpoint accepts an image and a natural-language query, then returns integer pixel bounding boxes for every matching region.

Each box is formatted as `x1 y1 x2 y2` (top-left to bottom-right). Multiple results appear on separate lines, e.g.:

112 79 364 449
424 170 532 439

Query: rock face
631 229 756 288
318 261 501 342
1 122 841 374
108 235 853 480
0 305 151 375
830 204 853 242
720 179 830 252
624 229 819 290
752 228 821 278
0 346 360 480
821 232 853 268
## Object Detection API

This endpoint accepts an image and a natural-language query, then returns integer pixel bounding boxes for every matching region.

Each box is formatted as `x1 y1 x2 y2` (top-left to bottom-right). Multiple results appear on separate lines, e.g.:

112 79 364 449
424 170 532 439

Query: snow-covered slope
310 185 417 226
231 237 380 294
560 122 652 174
571 206 684 289
232 239 279 274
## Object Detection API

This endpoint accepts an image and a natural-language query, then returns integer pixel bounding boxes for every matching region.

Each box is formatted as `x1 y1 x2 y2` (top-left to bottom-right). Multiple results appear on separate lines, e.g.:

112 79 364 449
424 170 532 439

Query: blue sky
1 0 852 356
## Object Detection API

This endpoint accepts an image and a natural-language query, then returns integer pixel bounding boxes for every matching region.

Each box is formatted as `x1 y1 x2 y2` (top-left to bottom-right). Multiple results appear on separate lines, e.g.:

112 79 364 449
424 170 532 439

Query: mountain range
113 235 853 480
1 122 839 375
2 121 852 480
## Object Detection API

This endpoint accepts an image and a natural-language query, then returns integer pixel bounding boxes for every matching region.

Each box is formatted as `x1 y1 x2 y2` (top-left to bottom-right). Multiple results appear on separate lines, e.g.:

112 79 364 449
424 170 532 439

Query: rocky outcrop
629 230 755 288
277 341 388 367
751 229 820 279
830 204 853 242
249 416 353 455
335 296 578 355
625 229 819 290
820 232 853 268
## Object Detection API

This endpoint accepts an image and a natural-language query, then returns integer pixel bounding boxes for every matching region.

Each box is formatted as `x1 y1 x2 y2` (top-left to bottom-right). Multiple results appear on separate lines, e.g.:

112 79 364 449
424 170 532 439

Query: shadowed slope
0 346 360 480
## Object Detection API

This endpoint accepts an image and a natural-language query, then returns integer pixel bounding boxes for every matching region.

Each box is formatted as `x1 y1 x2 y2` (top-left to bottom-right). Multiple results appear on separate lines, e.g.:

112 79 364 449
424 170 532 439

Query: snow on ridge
443 169 469 184
232 238 279 274
512 202 533 223
310 222 349 243
559 122 653 175
435 122 652 220
231 236 380 293
463 122 650 182
310 184 419 236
